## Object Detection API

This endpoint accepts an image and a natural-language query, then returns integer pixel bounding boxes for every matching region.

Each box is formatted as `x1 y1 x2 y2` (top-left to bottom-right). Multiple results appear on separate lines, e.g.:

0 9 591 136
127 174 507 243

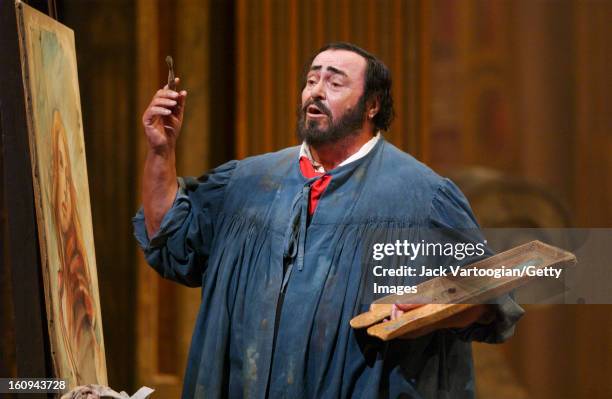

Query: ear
367 96 380 120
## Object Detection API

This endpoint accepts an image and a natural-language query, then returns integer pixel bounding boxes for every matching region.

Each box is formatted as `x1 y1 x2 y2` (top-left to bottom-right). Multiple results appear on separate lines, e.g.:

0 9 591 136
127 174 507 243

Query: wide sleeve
429 178 525 344
132 160 238 287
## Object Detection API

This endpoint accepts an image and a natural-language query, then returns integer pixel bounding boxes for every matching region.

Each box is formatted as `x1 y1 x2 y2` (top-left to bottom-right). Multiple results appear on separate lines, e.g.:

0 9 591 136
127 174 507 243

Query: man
134 42 523 398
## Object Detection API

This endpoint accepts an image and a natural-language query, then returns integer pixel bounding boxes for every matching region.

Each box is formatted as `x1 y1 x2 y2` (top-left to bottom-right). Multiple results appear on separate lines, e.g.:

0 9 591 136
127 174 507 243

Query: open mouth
306 105 327 117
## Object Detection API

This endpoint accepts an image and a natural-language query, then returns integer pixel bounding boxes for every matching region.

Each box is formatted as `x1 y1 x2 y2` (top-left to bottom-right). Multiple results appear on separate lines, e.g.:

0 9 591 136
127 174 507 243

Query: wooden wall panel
134 1 161 393
427 0 519 173
425 1 611 398
574 0 612 227
515 0 575 210
573 2 612 398
60 0 138 390
234 0 429 160
135 0 210 397
431 2 611 399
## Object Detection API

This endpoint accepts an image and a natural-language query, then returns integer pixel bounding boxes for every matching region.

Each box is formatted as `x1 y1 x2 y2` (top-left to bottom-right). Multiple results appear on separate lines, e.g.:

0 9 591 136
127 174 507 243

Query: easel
0 0 58 391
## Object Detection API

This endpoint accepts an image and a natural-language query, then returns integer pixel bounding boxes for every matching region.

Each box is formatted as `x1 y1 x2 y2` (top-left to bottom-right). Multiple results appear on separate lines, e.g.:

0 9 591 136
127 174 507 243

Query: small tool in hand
165 55 176 90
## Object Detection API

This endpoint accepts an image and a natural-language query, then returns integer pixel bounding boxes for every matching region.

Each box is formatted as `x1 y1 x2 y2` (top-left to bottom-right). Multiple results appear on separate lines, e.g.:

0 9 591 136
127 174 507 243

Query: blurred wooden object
0 0 53 387
352 241 575 341
472 342 529 399
451 166 574 399
363 304 475 341
450 168 571 229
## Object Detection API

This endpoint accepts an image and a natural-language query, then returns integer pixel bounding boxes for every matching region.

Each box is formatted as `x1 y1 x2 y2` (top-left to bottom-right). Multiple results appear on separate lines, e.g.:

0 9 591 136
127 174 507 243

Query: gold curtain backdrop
234 0 429 159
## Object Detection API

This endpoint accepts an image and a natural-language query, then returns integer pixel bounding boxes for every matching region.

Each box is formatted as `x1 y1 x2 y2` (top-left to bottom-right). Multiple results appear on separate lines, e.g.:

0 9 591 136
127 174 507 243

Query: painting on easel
15 0 107 387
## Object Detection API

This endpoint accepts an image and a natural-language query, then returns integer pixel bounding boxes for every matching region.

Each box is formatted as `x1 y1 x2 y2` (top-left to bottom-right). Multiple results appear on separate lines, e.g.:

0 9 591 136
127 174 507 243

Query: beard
296 95 367 146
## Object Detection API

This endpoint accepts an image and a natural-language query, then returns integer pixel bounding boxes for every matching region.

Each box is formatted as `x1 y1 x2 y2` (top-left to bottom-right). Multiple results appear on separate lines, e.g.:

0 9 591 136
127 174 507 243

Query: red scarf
299 156 332 216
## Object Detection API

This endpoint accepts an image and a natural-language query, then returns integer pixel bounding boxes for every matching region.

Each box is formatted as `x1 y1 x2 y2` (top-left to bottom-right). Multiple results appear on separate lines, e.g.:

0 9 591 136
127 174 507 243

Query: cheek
328 98 349 118
341 96 362 117
301 89 309 106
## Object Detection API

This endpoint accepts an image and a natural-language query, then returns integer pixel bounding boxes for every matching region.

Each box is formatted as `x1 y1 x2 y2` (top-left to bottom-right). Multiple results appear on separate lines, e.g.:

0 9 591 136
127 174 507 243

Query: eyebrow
309 65 348 78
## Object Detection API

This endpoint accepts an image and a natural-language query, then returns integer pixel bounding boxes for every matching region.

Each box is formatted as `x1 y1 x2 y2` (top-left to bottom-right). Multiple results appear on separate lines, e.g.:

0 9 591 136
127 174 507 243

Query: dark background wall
58 0 139 390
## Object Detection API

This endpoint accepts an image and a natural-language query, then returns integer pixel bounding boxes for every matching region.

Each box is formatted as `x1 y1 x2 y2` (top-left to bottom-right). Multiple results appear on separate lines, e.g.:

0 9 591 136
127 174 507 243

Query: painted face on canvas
52 110 73 233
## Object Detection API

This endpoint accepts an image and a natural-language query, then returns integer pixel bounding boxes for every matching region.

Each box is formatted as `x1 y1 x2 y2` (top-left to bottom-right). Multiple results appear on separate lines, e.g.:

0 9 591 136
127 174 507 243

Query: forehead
309 49 367 80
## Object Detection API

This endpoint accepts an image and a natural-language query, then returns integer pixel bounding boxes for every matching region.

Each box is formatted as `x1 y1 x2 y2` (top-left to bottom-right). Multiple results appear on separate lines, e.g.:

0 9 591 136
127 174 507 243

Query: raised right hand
142 77 187 154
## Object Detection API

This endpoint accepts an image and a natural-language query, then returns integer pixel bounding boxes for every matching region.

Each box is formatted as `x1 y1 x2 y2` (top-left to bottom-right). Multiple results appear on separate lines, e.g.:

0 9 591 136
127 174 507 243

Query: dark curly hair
302 42 395 132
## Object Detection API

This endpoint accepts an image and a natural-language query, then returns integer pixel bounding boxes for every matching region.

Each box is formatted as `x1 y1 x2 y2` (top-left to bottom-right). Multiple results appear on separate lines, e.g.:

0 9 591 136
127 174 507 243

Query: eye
307 78 317 86
331 82 341 88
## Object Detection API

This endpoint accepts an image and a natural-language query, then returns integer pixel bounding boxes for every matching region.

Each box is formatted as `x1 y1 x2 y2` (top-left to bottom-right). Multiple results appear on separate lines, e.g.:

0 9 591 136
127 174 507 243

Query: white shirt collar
299 133 381 173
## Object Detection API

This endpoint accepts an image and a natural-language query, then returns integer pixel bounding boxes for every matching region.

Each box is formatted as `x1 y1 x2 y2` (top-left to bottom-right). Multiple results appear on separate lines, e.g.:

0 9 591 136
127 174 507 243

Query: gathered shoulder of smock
343 140 467 226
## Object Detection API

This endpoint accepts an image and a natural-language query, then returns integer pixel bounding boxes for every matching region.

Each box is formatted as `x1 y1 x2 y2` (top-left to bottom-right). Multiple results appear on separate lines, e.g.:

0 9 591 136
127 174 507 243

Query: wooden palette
350 240 576 341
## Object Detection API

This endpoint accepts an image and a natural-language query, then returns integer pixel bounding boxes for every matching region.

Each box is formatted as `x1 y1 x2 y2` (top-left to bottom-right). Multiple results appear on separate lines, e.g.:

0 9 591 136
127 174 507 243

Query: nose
309 79 325 101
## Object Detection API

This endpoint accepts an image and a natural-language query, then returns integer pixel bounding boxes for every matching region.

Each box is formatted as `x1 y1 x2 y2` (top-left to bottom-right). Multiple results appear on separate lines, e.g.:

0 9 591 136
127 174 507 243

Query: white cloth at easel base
61 384 154 399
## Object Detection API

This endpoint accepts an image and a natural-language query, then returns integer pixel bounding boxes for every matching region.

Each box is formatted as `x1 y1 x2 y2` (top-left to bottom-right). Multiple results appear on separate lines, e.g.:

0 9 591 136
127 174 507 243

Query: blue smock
133 138 523 398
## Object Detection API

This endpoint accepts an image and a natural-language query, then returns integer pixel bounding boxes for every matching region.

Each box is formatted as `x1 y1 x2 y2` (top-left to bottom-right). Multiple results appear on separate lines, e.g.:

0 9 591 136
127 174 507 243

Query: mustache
302 99 331 117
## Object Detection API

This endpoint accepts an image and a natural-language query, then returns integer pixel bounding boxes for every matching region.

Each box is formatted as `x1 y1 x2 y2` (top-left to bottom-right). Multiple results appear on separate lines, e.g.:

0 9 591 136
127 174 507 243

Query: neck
309 128 374 171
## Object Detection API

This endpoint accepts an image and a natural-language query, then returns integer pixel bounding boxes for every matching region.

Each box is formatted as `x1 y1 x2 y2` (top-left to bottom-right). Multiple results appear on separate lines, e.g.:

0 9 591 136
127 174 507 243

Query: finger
152 97 178 107
175 90 187 116
178 89 187 103
143 108 170 126
155 88 180 99
163 77 179 90
391 304 398 320
168 77 180 92
147 106 172 117
395 303 423 312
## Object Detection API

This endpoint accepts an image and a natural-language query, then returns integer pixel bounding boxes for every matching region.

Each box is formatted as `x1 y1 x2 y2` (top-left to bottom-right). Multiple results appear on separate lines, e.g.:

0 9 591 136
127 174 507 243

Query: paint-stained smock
133 138 523 399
